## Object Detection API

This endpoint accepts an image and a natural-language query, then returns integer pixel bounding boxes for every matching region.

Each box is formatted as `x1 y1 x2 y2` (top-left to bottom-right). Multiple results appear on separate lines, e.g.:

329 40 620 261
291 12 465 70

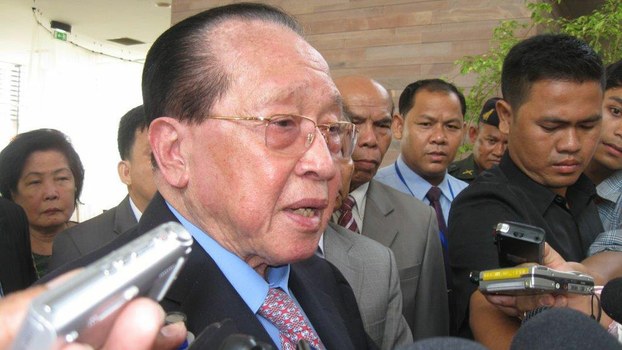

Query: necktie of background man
337 195 359 233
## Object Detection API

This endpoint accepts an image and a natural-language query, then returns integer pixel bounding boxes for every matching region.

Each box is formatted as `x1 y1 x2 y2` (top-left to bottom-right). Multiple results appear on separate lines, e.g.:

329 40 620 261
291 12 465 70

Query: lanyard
393 162 455 200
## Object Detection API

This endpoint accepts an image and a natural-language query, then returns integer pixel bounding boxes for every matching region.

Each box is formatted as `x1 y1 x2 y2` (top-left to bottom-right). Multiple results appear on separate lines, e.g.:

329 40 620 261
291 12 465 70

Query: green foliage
455 19 529 125
455 0 622 130
529 0 622 63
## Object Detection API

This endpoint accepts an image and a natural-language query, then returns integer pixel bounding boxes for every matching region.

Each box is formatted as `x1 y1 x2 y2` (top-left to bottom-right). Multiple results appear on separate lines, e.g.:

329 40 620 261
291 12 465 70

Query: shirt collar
499 153 596 215
396 155 453 201
317 233 325 258
166 203 291 314
128 196 142 221
350 181 369 208
596 170 622 204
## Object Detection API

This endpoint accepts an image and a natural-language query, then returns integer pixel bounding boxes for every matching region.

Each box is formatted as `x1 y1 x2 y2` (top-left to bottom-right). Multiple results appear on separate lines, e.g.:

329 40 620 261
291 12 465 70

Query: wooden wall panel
171 0 531 96
171 0 533 165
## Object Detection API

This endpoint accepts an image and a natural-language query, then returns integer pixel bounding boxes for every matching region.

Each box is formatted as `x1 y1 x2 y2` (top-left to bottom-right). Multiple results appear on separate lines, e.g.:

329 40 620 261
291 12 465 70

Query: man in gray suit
333 75 449 339
49 106 156 270
323 154 411 349
323 222 412 349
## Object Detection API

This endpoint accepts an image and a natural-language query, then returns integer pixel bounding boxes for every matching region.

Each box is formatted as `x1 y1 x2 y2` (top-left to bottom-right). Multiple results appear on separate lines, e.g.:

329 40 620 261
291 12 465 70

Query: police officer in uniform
448 97 507 182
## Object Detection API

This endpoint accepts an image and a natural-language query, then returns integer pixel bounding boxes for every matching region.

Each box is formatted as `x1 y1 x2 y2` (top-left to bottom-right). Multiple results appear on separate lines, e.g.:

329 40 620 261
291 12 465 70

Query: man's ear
392 113 404 140
149 117 189 189
468 125 479 143
496 99 512 135
117 160 131 186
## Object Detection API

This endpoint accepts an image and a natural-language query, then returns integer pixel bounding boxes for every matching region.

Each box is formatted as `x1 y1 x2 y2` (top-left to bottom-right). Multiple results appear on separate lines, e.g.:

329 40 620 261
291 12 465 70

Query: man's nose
296 128 338 180
356 121 378 148
492 142 506 156
430 125 448 144
558 129 581 154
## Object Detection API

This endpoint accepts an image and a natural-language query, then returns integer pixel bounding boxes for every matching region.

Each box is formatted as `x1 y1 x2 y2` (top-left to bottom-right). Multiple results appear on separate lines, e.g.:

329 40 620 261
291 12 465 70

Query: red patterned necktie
258 288 324 350
337 195 359 233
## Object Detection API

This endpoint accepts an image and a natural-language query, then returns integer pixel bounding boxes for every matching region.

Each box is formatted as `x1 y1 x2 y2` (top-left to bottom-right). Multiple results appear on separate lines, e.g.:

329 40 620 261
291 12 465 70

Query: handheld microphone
602 277 622 324
188 319 274 350
395 337 487 349
510 307 621 350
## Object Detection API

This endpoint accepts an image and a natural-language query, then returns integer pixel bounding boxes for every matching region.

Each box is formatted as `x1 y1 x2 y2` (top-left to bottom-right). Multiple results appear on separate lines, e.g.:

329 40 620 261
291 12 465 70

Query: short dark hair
501 34 605 109
117 105 148 160
398 78 466 117
142 2 302 125
0 129 85 204
606 60 622 90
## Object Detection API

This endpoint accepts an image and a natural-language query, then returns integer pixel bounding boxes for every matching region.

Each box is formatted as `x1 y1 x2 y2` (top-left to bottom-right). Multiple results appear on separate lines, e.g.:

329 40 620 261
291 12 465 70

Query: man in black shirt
447 34 614 347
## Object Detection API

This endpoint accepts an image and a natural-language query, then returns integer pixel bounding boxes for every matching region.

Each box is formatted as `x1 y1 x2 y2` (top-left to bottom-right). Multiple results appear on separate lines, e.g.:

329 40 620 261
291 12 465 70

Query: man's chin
545 174 582 191
273 245 320 265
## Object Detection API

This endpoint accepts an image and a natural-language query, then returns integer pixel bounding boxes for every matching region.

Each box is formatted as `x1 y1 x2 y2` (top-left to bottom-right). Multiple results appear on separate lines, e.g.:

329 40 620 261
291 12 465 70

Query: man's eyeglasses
207 114 358 159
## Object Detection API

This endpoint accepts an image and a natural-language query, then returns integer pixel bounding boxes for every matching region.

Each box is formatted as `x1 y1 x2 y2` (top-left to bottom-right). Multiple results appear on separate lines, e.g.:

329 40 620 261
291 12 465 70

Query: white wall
0 0 145 220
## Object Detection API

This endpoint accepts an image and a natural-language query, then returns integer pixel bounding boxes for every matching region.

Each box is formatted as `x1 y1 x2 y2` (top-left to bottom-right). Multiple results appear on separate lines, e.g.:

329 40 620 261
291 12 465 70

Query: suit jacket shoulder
324 222 412 349
44 193 375 349
362 180 449 339
49 196 137 271
0 198 37 293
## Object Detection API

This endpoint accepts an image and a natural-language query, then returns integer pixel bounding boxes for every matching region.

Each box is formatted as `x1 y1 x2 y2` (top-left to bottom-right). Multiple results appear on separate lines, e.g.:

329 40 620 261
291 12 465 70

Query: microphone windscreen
395 337 487 350
188 319 238 349
602 277 622 324
188 319 275 350
510 308 621 350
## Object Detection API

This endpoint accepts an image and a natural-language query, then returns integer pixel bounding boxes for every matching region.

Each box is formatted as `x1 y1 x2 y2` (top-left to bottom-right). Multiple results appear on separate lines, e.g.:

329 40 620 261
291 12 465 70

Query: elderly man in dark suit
49 105 156 270
44 3 375 349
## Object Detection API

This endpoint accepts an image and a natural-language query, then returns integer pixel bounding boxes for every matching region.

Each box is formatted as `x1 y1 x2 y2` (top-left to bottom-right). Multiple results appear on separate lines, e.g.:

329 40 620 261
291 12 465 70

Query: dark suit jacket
362 180 449 339
0 198 37 294
44 193 375 349
49 195 137 271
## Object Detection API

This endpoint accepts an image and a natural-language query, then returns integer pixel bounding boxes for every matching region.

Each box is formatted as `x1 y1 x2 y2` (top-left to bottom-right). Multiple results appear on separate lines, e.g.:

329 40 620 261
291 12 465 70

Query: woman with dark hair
0 129 84 277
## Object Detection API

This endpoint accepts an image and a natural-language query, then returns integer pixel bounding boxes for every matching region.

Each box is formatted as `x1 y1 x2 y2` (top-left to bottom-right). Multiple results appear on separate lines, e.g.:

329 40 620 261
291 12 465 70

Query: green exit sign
53 30 67 41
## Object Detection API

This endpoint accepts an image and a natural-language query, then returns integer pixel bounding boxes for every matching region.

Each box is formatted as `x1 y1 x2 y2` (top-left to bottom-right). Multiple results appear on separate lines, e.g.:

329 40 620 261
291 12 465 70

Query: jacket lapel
323 223 364 297
141 194 276 346
113 195 138 235
363 180 399 248
289 258 355 349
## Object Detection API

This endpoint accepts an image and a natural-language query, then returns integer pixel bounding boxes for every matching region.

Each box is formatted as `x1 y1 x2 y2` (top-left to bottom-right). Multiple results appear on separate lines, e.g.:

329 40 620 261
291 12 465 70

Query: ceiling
31 0 172 57
26 0 606 60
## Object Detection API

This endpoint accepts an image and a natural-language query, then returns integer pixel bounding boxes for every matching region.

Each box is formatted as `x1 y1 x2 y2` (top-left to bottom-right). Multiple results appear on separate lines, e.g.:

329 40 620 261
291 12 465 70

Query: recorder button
66 330 79 343
112 259 125 271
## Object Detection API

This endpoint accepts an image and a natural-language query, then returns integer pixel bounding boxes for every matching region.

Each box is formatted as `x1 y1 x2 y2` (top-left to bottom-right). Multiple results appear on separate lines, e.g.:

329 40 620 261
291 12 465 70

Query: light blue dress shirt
374 155 468 224
167 203 306 349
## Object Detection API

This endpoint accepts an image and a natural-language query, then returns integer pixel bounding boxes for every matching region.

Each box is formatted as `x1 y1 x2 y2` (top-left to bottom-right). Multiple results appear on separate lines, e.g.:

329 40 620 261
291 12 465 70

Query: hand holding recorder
0 284 186 350
481 237 607 325
4 222 192 350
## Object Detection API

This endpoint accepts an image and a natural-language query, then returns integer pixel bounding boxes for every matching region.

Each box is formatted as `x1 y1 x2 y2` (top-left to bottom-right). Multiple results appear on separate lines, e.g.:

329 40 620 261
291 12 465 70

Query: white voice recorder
11 221 193 350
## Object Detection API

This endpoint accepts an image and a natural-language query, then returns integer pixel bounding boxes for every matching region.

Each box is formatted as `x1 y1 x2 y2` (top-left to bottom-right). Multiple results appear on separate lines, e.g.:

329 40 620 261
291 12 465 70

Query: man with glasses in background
44 3 375 349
